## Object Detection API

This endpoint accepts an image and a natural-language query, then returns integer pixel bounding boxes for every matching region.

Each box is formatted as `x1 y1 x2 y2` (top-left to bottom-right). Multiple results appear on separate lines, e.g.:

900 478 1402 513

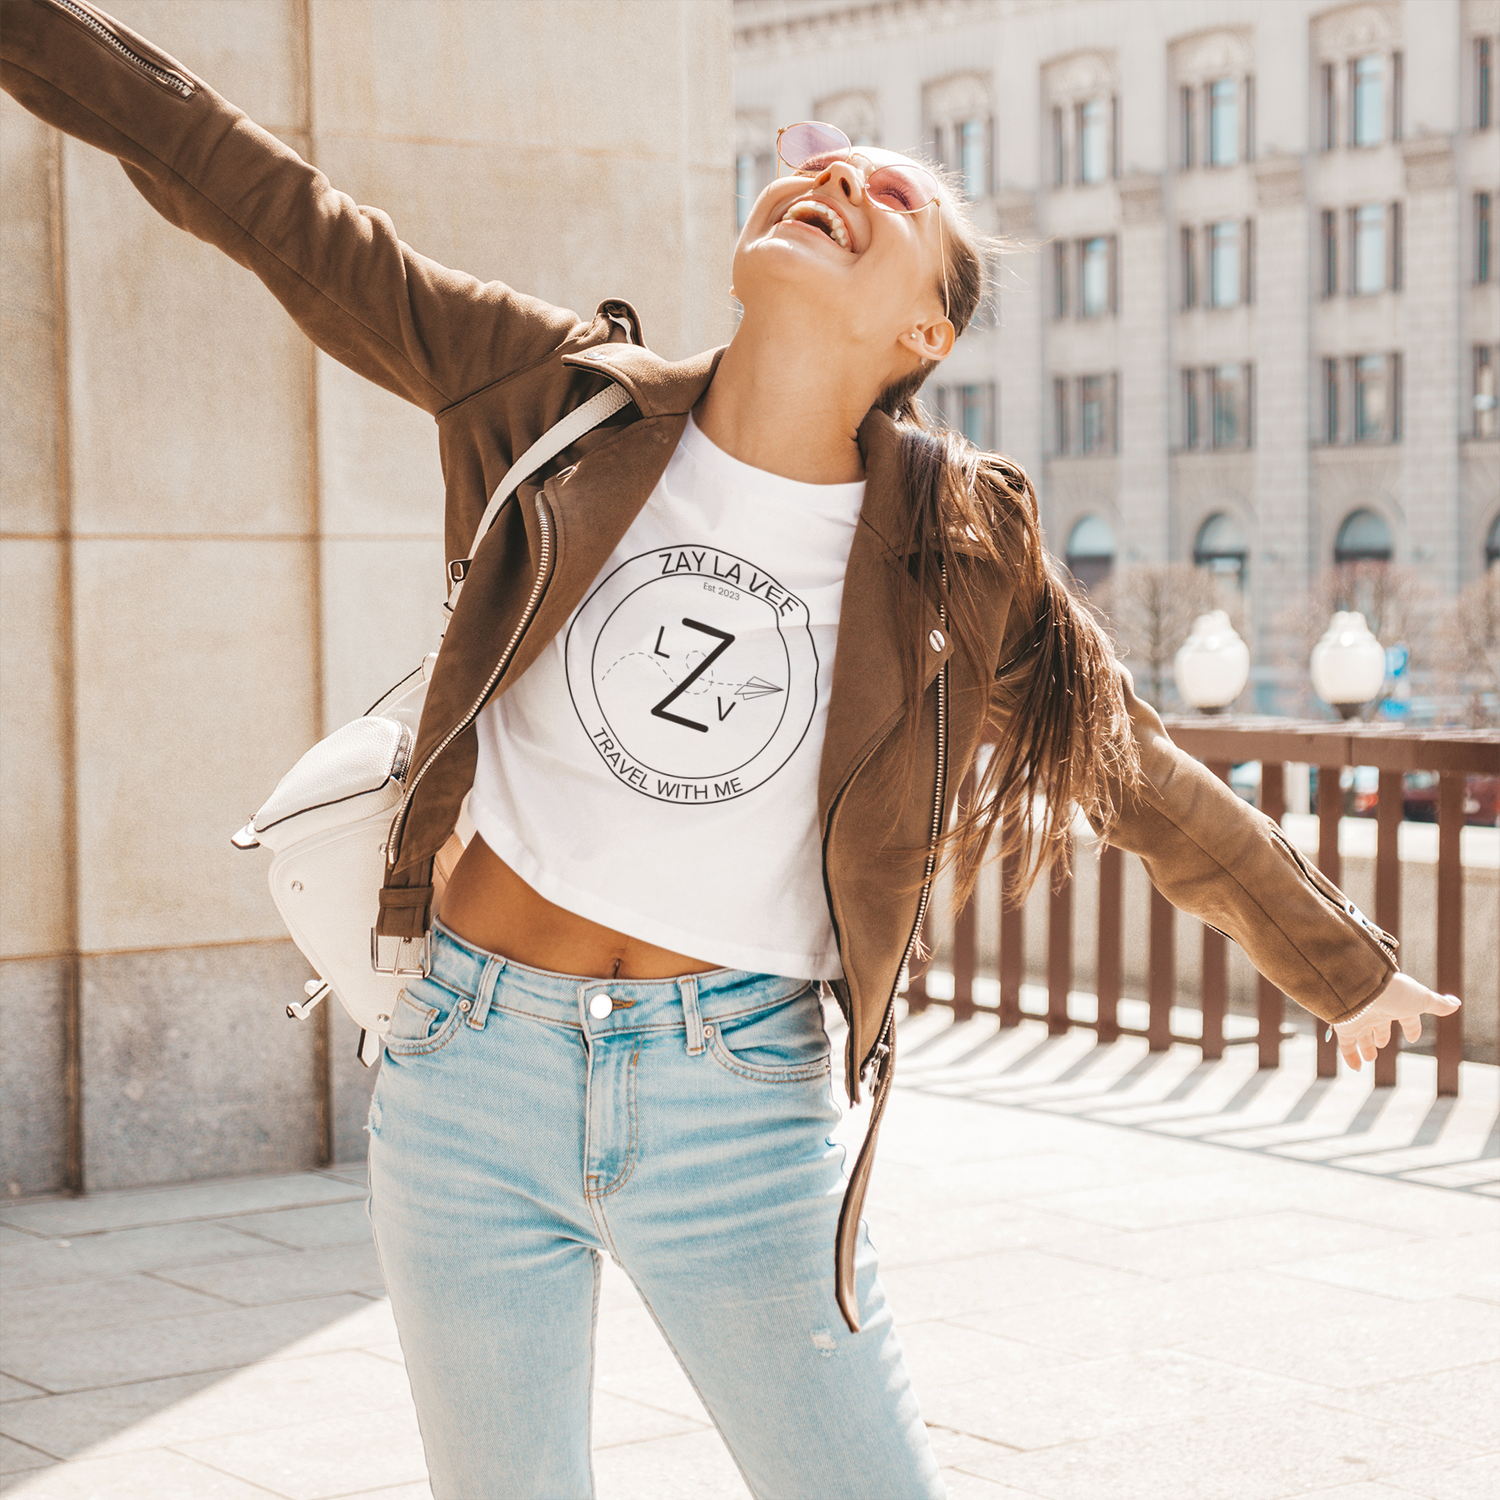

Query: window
1488 512 1500 568
1194 512 1249 595
1052 240 1069 319
1209 78 1238 166
1352 54 1384 146
1212 364 1252 448
1352 353 1401 442
1319 62 1337 151
1390 201 1403 290
1323 357 1340 442
1392 51 1404 141
1079 374 1112 453
1335 508 1394 564
1052 377 1069 454
1479 37 1494 129
735 152 769 230
1479 193 1494 283
1476 346 1497 439
1353 204 1386 294
1321 209 1339 296
959 118 988 198
959 383 996 448
1051 105 1066 187
1078 97 1108 183
1183 368 1200 448
1180 84 1196 168
1080 236 1113 316
1210 221 1241 307
1244 75 1255 161
1181 226 1198 308
1065 514 1115 594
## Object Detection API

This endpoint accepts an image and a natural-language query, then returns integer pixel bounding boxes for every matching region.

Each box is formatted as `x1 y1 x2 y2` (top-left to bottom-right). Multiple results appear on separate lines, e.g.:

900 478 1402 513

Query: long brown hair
875 181 1139 909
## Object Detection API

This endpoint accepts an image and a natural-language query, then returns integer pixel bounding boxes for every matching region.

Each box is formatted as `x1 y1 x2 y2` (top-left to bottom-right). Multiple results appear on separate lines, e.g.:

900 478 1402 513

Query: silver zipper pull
287 979 331 1021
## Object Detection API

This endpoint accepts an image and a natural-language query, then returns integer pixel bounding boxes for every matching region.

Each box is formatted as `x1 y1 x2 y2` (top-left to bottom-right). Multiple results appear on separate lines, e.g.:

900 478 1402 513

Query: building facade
734 0 1500 708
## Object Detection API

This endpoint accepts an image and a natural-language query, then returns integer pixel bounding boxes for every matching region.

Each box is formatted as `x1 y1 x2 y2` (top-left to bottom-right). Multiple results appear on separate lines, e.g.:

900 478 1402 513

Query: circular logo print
565 545 819 804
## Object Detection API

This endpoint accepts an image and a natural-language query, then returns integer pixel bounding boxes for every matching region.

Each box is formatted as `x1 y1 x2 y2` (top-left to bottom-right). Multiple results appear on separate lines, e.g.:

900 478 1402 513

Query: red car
1351 771 1500 825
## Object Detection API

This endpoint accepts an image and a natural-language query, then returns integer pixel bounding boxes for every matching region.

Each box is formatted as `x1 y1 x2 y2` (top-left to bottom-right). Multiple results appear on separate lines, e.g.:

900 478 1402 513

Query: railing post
1097 842 1123 1044
906 908 931 1012
1435 773 1465 1096
1200 762 1232 1061
1047 838 1073 1035
999 841 1023 1028
1148 883 1174 1051
1374 767 1404 1086
1257 762 1287 1070
1316 762 1344 1078
952 886 976 1023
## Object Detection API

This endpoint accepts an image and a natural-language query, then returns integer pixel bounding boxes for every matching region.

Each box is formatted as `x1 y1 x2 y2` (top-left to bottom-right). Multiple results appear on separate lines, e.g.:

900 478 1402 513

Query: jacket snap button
589 994 614 1019
928 629 945 652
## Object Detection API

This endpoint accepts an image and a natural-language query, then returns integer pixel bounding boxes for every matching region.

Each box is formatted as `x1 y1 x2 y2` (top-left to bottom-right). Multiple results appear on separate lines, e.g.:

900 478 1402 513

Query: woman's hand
1332 973 1461 1070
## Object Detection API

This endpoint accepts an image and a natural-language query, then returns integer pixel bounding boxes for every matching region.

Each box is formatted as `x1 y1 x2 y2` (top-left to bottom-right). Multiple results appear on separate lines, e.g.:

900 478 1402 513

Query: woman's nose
816 159 863 201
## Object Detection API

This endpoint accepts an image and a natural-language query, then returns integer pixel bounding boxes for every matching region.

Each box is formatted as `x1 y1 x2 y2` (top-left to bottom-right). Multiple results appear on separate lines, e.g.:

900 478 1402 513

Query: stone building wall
0 0 735 1197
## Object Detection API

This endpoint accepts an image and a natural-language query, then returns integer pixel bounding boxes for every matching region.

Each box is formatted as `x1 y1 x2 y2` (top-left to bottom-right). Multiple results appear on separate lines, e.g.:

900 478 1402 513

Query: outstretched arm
0 0 581 413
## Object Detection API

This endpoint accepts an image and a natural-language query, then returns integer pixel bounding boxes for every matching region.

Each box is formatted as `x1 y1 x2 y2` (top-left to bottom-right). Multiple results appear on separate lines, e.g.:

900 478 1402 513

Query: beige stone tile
110 1 306 132
335 1486 431 1500
0 1378 45 1404
0 1447 275 1498
0 1220 281 1289
70 537 317 951
1386 1451 1500 1499
63 141 315 538
155 1240 384 1305
1319 1360 1500 1445
865 1199 1119 1271
940 1472 1051 1500
227 1198 373 1252
314 354 442 539
0 543 71 959
1216 1488 1410 1500
0 100 62 538
922 1348 1327 1452
881 1247 1148 1324
275 1295 400 1358
173 1400 428 1500
592 1390 707 1450
80 943 323 1192
1052 1210 1419 1281
0 1436 50 1477
0 1291 371 1392
894 1319 1079 1393
0 959 70 1200
874 1151 1165 1213
0 1172 361 1237
0 1274 226 1344
0 1350 411 1460
1020 1162 1300 1229
318 536 446 732
1178 1296 1500 1391
1268 1167 1500 1238
959 1398 1483 1500
1271 1230 1500 1303
588 1426 749 1500
956 1269 1392 1360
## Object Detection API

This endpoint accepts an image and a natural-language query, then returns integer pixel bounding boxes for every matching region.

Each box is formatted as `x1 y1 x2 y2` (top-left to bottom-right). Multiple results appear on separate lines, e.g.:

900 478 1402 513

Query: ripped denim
366 920 944 1499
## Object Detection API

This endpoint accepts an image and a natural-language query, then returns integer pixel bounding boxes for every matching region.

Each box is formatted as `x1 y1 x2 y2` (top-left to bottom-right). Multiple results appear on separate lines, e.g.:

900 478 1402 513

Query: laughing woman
0 3 1460 1497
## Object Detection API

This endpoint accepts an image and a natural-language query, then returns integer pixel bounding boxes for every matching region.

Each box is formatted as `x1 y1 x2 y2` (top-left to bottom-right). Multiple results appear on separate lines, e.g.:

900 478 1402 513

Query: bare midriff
438 834 721 980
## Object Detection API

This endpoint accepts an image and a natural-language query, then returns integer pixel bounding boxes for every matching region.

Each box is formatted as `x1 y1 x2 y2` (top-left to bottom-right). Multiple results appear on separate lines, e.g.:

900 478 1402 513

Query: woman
1 4 1459 1497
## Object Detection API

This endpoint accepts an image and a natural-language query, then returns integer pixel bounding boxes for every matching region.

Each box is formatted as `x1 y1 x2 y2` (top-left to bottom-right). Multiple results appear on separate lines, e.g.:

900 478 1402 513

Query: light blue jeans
366 921 943 1499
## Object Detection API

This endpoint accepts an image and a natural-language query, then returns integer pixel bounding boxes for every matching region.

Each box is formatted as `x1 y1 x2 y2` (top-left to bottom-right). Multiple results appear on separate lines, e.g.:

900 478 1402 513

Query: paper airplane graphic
735 677 783 701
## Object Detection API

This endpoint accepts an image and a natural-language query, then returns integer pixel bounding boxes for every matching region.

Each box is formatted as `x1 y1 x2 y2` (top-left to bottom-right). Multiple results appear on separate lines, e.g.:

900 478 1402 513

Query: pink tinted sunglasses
775 121 950 321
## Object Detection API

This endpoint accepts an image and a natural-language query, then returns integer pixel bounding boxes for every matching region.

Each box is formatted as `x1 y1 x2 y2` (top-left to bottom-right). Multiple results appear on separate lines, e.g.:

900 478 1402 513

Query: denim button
589 994 614 1019
458 999 471 1013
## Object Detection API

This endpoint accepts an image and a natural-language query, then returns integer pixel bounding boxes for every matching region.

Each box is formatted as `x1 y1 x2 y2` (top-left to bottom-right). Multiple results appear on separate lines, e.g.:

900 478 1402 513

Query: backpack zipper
385 491 553 869
50 0 196 97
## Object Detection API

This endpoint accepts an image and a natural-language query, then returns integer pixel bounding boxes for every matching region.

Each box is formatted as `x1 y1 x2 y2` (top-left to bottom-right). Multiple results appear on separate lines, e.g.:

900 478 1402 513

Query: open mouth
779 197 852 250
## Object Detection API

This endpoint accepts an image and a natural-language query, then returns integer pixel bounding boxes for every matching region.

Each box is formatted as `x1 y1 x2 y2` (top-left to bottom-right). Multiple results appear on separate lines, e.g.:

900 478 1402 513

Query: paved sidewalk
1 1002 1496 1500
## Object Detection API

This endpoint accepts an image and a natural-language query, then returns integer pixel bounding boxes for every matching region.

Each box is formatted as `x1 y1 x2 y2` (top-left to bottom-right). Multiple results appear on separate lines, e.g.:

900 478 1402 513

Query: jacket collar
563 341 723 419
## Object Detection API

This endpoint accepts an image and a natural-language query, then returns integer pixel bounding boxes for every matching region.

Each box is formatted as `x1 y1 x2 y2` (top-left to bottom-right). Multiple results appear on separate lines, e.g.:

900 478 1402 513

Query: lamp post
1173 610 1250 714
1310 610 1387 719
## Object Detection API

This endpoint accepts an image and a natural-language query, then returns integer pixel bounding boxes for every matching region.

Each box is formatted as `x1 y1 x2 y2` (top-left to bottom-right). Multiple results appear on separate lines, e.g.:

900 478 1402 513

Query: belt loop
467 955 502 1029
680 974 705 1056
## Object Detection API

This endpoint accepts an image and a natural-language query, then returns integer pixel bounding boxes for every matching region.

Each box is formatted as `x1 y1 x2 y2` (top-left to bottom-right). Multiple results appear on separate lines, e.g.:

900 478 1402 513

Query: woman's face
732 148 954 376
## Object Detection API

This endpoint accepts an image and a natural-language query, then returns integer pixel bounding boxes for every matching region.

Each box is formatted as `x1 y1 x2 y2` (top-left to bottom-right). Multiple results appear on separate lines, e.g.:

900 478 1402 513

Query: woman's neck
692 306 885 485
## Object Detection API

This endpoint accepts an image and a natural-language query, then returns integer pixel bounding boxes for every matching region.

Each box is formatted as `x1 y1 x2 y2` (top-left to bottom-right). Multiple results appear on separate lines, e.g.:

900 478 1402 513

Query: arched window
1487 512 1500 570
1194 511 1249 592
1065 514 1115 594
1334 507 1394 563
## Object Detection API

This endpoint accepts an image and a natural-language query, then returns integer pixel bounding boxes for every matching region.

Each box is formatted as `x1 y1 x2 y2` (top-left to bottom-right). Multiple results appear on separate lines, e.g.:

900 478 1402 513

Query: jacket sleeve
0 0 581 413
1096 670 1398 1028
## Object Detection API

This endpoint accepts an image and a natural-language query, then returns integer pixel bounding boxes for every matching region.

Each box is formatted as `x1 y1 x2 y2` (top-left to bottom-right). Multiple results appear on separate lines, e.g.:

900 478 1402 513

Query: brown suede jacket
2 0 1400 1330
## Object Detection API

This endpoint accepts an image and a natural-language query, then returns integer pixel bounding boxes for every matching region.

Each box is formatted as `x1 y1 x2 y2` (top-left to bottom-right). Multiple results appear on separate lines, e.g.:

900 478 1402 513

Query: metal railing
905 721 1499 1095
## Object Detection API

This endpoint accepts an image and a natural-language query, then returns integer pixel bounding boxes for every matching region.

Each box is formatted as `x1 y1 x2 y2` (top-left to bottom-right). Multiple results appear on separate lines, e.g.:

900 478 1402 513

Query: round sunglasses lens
865 165 939 212
779 121 849 169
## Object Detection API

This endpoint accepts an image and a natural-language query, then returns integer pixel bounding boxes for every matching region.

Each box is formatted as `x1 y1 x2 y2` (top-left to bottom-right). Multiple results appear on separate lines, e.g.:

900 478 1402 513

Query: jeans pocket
705 985 830 1084
382 975 469 1058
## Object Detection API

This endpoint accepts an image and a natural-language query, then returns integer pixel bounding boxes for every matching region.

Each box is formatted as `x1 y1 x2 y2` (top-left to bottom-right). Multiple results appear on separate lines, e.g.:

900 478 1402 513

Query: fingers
1401 1014 1423 1043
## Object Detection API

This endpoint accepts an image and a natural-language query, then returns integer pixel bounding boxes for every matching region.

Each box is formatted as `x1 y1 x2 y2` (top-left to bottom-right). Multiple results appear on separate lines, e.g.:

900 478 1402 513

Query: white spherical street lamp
1310 610 1387 719
1173 610 1251 714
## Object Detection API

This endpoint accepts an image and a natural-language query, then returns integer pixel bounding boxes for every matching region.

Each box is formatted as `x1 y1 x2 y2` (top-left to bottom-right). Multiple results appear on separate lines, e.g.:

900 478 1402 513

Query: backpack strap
443 383 634 622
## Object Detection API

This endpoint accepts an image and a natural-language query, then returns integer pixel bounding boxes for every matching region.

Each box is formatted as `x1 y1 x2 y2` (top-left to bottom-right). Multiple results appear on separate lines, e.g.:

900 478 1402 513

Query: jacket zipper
386 491 554 869
50 0 196 97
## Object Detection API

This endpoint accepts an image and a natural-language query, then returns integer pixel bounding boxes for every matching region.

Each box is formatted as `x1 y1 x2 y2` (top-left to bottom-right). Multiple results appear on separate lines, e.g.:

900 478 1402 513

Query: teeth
785 198 850 249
